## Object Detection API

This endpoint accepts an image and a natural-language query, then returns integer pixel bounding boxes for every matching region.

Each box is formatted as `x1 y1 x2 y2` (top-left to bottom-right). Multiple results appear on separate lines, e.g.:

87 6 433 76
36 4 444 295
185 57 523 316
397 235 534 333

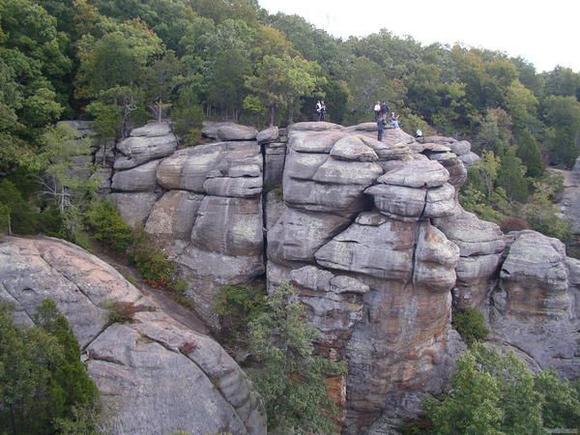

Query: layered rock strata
0 236 266 435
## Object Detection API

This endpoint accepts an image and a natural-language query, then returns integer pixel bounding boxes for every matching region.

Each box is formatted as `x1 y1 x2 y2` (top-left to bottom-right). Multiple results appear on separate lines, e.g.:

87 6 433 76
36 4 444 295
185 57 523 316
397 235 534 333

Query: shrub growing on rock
423 344 580 434
452 307 489 345
248 282 346 434
214 283 267 344
85 200 134 253
0 300 99 434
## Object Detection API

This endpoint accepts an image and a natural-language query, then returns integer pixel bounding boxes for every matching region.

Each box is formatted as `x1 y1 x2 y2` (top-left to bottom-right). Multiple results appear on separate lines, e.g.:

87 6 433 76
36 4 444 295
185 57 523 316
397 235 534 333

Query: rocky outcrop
490 230 579 378
558 158 580 257
266 122 468 432
77 118 579 432
434 208 505 310
0 236 266 435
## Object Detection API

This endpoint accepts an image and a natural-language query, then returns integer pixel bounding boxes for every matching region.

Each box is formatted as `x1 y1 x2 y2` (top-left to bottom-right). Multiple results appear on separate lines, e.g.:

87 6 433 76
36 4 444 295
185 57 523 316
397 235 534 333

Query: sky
259 0 579 72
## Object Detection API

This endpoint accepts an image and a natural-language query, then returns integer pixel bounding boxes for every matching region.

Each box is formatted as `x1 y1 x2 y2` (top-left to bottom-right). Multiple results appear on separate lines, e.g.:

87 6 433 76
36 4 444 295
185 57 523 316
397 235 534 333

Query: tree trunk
269 106 275 127
158 99 163 122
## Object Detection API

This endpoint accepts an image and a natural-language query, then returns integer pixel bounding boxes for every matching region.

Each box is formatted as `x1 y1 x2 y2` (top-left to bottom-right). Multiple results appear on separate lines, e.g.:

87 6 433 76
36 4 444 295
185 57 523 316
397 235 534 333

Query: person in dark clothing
380 101 389 116
377 112 386 141
320 100 326 121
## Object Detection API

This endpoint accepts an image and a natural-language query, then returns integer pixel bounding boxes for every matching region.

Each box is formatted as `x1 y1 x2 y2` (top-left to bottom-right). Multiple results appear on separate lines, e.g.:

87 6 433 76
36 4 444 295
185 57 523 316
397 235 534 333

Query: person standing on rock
381 101 390 117
315 100 322 121
374 101 381 121
320 100 327 121
377 111 387 141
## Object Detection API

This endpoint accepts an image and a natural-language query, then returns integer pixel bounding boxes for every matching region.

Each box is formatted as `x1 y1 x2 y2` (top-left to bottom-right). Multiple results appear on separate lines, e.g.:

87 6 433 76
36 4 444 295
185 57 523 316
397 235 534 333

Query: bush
452 307 489 345
248 283 346 434
423 344 580 434
106 301 152 324
0 300 99 434
500 216 530 233
214 284 267 343
85 200 134 253
129 231 175 287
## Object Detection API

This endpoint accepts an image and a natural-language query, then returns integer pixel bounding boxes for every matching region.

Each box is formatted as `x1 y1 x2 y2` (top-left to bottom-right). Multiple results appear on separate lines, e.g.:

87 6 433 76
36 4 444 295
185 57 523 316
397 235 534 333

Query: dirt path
91 246 210 335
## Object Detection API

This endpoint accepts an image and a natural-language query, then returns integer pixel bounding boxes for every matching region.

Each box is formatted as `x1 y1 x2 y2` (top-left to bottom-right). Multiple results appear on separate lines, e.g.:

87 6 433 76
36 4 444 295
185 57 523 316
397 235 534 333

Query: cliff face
56 120 579 433
0 236 266 435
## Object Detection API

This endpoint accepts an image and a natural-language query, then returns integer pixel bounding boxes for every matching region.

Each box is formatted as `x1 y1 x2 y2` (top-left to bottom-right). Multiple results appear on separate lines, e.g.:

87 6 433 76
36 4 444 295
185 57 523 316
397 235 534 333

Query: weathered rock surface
0 237 266 435
490 230 579 378
85 119 578 433
111 159 160 192
114 122 177 169
434 208 505 309
202 121 258 141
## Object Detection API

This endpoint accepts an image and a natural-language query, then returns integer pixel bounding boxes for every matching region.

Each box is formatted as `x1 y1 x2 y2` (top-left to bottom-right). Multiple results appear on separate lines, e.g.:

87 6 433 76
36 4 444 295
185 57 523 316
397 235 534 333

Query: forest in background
0 0 579 238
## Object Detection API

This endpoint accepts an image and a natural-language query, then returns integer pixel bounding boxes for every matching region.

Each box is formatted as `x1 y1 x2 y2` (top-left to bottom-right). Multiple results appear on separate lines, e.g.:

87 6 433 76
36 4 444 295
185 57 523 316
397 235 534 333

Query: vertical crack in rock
410 186 430 288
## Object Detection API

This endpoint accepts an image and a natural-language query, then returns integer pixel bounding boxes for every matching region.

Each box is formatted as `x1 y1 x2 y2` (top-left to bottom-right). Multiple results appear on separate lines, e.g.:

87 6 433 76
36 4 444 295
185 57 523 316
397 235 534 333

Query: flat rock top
202 121 258 141
377 159 450 187
131 121 173 137
0 236 265 435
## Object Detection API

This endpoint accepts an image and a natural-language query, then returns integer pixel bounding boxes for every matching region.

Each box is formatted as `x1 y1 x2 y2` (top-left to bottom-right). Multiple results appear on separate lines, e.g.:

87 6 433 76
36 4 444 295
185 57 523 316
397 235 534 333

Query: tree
543 95 580 167
0 301 98 434
248 283 345 433
516 129 544 178
245 54 325 125
425 344 547 435
144 51 184 121
497 147 529 202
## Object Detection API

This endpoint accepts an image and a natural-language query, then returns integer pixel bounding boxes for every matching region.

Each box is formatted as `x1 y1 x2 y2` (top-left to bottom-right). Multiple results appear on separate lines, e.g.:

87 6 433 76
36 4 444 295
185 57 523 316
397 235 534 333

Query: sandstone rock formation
490 230 579 378
59 118 579 433
0 236 266 435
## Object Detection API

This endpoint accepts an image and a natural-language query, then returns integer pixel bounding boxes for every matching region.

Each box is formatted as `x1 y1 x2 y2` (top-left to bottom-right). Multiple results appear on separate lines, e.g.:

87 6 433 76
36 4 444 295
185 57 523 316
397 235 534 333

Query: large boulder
114 122 177 169
434 208 505 309
202 121 258 141
490 230 579 378
0 237 266 435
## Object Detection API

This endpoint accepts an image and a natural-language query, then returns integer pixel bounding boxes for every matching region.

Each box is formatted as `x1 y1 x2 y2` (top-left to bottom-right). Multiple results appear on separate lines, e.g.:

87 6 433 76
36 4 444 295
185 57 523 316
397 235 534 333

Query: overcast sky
259 0 579 72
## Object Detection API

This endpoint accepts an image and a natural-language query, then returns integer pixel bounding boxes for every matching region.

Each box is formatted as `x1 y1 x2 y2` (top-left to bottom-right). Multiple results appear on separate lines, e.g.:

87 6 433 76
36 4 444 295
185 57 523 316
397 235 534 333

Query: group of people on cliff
374 101 401 141
314 99 404 142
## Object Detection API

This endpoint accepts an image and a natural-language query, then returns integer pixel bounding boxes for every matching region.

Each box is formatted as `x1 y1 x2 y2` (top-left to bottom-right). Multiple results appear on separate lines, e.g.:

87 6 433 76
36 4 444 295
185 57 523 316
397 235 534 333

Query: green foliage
214 284 266 343
523 190 571 242
248 282 346 434
129 231 175 287
496 147 529 202
516 129 544 178
425 345 550 435
452 308 489 345
534 370 580 428
85 200 134 253
0 300 99 434
171 86 204 146
245 54 326 125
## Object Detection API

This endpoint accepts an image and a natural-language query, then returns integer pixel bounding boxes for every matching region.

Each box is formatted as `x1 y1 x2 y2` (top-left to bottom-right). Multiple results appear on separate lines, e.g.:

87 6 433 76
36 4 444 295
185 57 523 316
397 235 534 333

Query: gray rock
111 159 160 192
366 183 456 220
330 135 379 162
203 176 262 198
191 196 263 257
115 130 177 169
264 143 287 187
145 190 204 241
459 151 481 167
157 142 261 192
130 121 173 137
110 192 159 227
498 230 570 319
290 121 344 132
288 130 347 153
449 140 471 156
0 237 266 435
377 159 449 188
268 208 352 264
257 126 279 143
202 121 258 141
